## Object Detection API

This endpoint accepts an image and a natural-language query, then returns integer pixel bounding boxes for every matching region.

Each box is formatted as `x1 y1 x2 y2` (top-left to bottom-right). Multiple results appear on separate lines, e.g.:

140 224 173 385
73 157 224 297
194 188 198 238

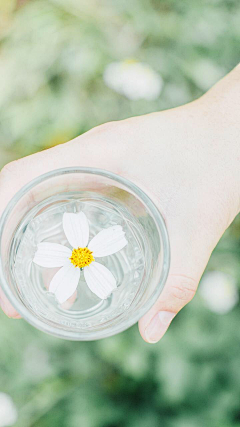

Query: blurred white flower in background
103 59 163 100
0 393 18 427
200 271 239 314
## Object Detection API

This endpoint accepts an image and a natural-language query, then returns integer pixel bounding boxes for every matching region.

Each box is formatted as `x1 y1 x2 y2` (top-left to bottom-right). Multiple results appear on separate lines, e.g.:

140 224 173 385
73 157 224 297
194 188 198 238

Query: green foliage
0 0 239 156
0 0 240 425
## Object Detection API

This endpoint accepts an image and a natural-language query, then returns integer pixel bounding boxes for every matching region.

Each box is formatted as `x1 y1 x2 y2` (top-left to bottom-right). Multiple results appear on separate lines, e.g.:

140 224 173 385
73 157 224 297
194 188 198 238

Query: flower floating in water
199 271 239 314
33 212 128 304
103 59 163 101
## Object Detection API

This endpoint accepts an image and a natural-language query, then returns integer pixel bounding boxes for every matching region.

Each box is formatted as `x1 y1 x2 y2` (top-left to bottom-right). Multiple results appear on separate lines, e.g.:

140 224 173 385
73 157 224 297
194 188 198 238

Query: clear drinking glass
0 167 170 340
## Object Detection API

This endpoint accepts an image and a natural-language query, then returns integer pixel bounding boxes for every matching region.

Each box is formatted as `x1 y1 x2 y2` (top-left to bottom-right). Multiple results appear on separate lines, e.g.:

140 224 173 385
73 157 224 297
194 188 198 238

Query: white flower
33 212 128 304
0 393 18 427
199 271 239 314
103 59 163 101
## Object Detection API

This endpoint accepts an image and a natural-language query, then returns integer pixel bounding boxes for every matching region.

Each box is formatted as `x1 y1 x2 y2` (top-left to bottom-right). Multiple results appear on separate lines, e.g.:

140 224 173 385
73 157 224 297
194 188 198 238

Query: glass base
11 192 149 330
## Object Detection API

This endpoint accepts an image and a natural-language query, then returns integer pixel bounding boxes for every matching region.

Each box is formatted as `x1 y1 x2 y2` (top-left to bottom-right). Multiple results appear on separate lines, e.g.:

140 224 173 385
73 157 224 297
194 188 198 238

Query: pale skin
0 65 239 343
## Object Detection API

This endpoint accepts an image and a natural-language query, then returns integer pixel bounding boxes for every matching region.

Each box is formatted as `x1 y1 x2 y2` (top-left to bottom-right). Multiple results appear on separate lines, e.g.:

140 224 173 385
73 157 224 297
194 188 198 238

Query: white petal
33 243 71 268
63 212 89 249
88 225 127 257
84 261 117 299
49 261 80 304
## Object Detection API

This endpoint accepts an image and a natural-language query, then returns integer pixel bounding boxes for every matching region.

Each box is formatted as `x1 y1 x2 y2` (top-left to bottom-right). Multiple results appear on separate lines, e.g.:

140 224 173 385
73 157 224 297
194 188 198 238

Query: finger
138 226 213 344
0 287 21 318
0 121 121 216
138 273 198 343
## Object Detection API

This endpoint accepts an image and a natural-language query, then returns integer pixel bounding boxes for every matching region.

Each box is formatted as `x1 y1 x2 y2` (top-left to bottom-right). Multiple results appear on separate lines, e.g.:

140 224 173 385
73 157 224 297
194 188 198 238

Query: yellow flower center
70 247 94 268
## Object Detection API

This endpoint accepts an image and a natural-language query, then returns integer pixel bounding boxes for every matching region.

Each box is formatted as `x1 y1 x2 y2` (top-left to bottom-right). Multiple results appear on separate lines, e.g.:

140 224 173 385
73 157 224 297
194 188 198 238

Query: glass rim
0 167 170 340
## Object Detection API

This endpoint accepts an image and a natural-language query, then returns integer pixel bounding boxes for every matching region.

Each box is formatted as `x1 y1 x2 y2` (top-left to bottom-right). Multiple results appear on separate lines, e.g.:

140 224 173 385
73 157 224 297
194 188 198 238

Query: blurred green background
0 0 240 426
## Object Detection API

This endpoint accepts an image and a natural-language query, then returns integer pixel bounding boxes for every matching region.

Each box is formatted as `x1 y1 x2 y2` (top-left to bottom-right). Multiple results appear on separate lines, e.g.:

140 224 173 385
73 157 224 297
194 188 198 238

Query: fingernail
145 311 175 343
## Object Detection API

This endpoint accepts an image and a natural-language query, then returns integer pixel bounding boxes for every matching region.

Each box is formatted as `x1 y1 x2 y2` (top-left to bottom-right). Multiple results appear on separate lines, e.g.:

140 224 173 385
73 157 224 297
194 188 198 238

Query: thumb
138 230 211 343
138 273 198 343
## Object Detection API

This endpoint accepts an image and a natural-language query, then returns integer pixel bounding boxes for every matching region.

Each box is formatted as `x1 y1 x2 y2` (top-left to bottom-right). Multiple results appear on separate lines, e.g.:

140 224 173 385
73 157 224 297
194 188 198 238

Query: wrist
198 65 240 217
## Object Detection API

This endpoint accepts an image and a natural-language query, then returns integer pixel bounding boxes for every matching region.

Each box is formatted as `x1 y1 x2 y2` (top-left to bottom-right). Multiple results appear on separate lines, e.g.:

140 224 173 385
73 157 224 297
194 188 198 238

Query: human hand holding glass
0 65 239 343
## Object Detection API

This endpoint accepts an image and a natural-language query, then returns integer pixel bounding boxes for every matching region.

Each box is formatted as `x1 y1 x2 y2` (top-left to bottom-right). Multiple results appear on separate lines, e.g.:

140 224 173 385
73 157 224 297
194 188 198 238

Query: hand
0 65 239 342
